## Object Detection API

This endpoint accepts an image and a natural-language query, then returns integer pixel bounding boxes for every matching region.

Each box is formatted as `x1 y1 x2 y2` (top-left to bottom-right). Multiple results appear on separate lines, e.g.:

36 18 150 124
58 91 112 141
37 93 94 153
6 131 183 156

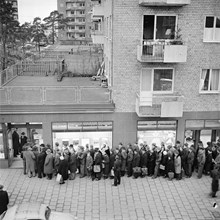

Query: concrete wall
110 0 220 113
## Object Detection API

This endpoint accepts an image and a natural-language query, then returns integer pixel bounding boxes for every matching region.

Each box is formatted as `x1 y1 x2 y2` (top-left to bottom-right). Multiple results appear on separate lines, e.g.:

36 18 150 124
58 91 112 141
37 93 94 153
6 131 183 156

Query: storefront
137 120 177 148
52 121 113 150
185 119 220 148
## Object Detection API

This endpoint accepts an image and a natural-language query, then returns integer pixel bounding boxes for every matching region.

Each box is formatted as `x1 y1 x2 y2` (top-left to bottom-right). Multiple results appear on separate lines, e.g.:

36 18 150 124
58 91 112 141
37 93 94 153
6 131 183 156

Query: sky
18 0 57 24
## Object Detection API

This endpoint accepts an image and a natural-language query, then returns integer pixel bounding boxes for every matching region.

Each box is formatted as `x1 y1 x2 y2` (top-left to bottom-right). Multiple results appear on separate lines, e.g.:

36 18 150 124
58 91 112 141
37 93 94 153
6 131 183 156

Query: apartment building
57 0 92 44
91 0 220 147
6 0 18 20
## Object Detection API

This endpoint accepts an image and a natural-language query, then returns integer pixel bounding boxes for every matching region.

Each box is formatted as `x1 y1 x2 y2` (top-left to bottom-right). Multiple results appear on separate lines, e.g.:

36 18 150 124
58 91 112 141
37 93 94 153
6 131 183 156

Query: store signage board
98 122 113 130
186 120 205 129
158 121 177 129
83 122 98 131
52 123 67 130
205 120 220 128
68 122 83 130
138 121 157 129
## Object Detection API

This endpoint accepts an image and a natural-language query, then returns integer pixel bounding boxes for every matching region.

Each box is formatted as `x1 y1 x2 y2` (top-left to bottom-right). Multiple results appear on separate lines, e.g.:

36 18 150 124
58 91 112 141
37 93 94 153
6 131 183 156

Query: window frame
142 14 178 41
199 69 220 94
141 68 175 94
203 16 220 43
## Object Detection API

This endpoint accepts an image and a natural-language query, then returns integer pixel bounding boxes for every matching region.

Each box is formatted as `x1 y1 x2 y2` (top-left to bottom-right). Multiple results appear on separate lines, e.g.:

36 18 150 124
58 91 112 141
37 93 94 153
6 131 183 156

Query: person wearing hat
0 185 9 215
44 149 54 180
58 155 69 184
186 146 195 178
23 146 36 178
20 132 27 154
197 142 206 179
113 155 121 186
12 128 20 157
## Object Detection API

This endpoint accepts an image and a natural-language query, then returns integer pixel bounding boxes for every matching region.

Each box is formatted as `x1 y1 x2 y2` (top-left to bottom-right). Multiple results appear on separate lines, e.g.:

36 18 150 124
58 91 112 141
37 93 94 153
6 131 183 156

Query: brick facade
102 0 220 113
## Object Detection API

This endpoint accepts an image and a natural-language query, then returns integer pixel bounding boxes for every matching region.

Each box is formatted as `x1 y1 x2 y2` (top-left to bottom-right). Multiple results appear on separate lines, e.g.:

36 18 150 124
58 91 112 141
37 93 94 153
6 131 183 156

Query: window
204 16 220 42
143 15 176 40
141 68 174 93
200 69 220 92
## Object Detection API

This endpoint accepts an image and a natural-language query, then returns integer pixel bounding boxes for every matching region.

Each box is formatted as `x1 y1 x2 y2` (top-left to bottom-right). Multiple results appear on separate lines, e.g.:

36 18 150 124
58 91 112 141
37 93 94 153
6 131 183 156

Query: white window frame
203 16 220 43
141 68 174 94
199 69 220 94
142 14 178 42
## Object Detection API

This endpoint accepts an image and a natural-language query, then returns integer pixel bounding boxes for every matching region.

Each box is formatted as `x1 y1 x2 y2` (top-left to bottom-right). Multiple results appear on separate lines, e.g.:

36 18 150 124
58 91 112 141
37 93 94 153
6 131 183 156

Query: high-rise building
90 0 220 146
57 0 92 44
5 0 18 20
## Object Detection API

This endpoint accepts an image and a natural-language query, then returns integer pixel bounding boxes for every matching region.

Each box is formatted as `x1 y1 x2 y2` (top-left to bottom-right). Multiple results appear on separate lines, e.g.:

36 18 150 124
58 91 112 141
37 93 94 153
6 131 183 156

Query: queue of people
20 139 220 193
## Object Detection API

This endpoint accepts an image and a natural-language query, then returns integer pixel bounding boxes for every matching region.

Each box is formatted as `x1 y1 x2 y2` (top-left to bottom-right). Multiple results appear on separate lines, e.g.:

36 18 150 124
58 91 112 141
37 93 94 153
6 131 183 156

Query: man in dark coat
127 147 134 177
58 156 69 184
93 148 102 181
0 185 9 215
69 148 77 180
20 132 27 153
37 147 47 178
113 155 121 186
210 165 220 197
187 146 195 178
12 128 20 157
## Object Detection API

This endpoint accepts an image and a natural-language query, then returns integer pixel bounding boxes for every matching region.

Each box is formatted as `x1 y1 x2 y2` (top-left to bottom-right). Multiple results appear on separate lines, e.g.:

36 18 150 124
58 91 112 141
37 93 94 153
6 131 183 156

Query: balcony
92 5 104 18
139 0 190 6
137 40 187 63
91 30 104 44
136 93 184 117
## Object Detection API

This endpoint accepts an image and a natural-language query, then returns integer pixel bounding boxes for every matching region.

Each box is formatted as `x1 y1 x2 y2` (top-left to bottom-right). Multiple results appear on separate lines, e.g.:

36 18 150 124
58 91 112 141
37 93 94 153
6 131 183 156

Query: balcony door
143 15 177 41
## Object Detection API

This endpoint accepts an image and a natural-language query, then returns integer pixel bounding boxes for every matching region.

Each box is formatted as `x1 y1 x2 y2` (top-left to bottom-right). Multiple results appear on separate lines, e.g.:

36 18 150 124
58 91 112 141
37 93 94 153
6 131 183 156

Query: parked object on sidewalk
0 202 74 220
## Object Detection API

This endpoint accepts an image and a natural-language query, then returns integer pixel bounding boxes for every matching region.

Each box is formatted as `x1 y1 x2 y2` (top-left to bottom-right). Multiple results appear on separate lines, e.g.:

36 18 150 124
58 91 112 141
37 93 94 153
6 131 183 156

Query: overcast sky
18 0 57 24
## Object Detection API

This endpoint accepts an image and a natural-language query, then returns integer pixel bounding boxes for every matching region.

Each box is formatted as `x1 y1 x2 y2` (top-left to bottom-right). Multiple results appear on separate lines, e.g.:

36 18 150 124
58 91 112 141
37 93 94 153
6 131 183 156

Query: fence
0 60 63 86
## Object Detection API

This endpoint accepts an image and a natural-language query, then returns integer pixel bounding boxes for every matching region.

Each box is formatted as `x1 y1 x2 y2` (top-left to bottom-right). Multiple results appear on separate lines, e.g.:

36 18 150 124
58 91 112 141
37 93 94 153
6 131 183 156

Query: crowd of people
20 139 220 191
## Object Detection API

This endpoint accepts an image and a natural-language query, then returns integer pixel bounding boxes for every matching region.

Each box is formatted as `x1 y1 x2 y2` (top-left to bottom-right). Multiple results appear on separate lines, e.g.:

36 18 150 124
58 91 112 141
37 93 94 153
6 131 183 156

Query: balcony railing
136 93 184 117
0 86 112 105
92 5 104 18
137 40 187 63
139 0 190 6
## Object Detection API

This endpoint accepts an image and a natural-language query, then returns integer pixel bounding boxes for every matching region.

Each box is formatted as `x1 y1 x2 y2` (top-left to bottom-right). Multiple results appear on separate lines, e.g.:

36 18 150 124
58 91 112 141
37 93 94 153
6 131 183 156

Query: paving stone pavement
0 169 219 220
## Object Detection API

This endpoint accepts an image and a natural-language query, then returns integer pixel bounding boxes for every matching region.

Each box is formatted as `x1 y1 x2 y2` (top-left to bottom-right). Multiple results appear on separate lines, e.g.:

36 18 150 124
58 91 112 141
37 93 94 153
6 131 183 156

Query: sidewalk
0 168 218 220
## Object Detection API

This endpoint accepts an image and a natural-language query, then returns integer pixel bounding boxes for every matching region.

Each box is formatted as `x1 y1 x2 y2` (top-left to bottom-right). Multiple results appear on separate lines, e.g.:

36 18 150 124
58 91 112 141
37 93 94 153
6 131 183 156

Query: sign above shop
138 120 176 130
52 123 67 130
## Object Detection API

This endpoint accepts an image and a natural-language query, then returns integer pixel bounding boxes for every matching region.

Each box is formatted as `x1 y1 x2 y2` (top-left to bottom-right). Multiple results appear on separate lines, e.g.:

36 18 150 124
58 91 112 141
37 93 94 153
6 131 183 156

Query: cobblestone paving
0 169 219 220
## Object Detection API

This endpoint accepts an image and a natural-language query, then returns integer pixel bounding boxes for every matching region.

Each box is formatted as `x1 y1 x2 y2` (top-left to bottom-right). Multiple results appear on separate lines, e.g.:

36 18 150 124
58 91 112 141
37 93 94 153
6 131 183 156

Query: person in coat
86 151 93 178
166 149 175 180
186 146 195 178
210 165 220 198
12 128 20 157
37 147 46 178
102 152 109 179
32 145 39 175
24 146 36 178
44 149 54 180
109 149 116 179
140 147 149 177
174 150 182 180
20 132 27 154
93 148 102 181
21 144 28 175
120 147 127 176
181 143 189 177
132 148 141 178
148 147 156 176
204 147 213 175
197 146 206 179
152 145 162 179
69 148 77 180
78 146 87 178
58 155 69 184
113 155 121 186
0 185 9 215
127 147 134 177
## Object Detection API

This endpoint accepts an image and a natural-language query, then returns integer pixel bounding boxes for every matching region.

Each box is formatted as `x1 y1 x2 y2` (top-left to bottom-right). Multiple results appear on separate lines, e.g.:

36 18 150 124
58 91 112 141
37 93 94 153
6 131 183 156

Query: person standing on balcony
12 128 20 157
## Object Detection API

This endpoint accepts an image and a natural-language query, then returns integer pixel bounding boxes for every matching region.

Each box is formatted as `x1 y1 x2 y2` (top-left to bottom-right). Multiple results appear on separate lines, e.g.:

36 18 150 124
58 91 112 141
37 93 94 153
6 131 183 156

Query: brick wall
110 0 220 113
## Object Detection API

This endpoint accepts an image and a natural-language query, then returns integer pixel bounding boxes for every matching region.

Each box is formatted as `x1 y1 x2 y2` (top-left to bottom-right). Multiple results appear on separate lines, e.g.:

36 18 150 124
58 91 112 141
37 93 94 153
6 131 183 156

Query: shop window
200 69 220 92
137 120 177 148
141 68 174 93
204 16 220 42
